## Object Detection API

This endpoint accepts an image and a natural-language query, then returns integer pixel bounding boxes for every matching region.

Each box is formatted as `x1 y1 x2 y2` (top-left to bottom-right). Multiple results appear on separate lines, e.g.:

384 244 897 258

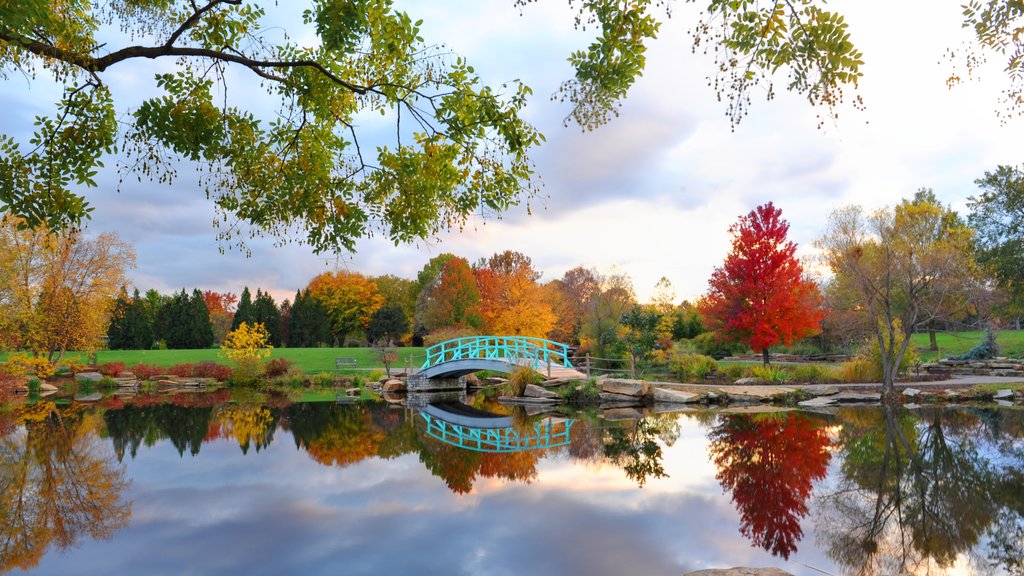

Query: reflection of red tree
709 413 832 559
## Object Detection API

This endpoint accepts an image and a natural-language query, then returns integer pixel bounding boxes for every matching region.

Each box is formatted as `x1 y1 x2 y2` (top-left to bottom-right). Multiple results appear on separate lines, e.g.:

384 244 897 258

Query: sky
1 0 1021 304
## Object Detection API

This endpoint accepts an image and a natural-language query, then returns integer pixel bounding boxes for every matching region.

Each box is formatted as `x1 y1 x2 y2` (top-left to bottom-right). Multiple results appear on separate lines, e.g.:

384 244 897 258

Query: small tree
220 322 272 385
700 203 824 366
620 305 662 377
367 306 409 347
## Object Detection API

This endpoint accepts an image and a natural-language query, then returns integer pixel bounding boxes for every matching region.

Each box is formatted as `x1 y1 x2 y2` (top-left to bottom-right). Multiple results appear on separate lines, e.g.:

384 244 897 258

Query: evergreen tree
253 289 281 346
124 289 155 349
106 287 132 349
232 287 256 330
189 288 215 348
367 306 409 346
288 289 331 347
278 299 291 348
161 290 190 348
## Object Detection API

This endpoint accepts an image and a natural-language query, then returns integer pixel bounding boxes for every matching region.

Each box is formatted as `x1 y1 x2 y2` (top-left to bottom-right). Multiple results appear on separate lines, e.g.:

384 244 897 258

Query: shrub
750 365 791 384
669 352 718 382
788 364 838 383
838 358 877 383
506 366 540 397
131 363 165 380
1 353 55 379
264 358 293 378
96 362 126 377
721 364 747 379
952 328 1000 360
559 378 601 404
221 322 272 385
692 332 748 359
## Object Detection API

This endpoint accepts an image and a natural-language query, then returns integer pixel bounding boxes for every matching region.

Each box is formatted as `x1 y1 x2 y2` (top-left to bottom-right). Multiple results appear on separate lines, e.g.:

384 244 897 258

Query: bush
669 352 718 382
96 362 126 377
837 357 878 383
788 364 838 383
692 332 748 359
750 365 791 384
1 353 55 379
506 366 540 397
264 358 293 378
130 362 232 381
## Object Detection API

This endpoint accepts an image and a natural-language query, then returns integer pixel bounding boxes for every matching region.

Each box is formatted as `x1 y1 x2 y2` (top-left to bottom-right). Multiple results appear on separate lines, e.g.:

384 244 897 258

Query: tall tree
231 287 256 331
580 273 636 360
202 290 237 344
818 198 978 391
123 289 155 350
0 215 135 362
188 288 214 348
968 165 1024 318
475 251 555 337
367 306 410 346
306 271 384 344
253 289 281 347
287 289 331 348
700 203 824 366
106 287 133 350
553 267 602 345
421 257 483 332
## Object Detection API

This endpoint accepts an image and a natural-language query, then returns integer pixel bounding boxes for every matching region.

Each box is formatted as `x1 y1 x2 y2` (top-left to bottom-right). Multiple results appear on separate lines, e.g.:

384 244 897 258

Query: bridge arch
417 336 582 379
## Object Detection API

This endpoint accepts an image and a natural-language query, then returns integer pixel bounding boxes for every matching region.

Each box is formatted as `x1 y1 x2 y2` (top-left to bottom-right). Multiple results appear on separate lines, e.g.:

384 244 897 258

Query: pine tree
189 288 215 348
124 288 154 349
106 287 132 349
162 290 190 348
232 286 256 330
253 289 281 346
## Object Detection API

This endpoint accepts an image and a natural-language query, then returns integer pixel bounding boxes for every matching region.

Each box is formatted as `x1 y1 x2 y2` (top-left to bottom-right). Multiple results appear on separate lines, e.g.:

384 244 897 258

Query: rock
905 403 921 409
75 371 103 381
483 377 508 385
683 569 793 576
996 399 1015 407
994 389 1014 400
497 396 560 405
799 396 837 407
113 378 138 387
599 392 642 403
156 379 178 389
704 392 720 403
117 371 136 379
345 387 360 396
523 384 560 399
651 387 701 404
381 391 405 405
74 393 102 402
992 369 1024 377
38 383 58 392
382 379 407 393
802 385 839 397
523 403 559 416
601 407 645 421
601 378 649 397
833 392 882 403
733 377 761 385
902 388 921 397
726 392 765 404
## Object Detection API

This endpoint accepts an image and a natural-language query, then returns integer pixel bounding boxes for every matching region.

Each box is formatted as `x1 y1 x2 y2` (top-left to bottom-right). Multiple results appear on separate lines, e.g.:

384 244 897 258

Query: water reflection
0 394 1022 575
421 402 573 453
1 402 130 572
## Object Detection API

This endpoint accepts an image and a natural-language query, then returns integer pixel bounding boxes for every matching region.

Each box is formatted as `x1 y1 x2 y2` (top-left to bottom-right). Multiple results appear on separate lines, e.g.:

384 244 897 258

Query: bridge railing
420 336 573 370
422 413 574 453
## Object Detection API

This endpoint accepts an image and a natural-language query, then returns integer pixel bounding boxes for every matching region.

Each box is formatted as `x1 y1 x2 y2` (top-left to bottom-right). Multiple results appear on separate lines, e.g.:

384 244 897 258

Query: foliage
422 326 479 348
558 378 601 404
264 358 293 378
366 306 409 346
220 322 272 385
603 417 669 488
420 257 483 332
96 362 126 377
856 319 920 381
129 362 232 381
692 331 749 359
700 203 824 365
307 271 384 344
0 1 543 252
505 366 541 397
620 305 662 371
107 288 155 350
786 363 839 384
818 197 978 390
547 267 601 345
232 287 256 331
580 273 636 360
475 250 556 338
252 290 282 347
967 165 1024 316
0 215 135 363
0 353 55 379
670 304 705 340
287 289 332 348
669 353 718 382
156 289 215 349
750 365 791 384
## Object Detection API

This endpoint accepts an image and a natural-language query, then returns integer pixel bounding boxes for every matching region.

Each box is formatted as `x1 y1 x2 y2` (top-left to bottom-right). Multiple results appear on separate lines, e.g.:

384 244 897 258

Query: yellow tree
306 271 384 344
475 251 555 338
0 215 135 363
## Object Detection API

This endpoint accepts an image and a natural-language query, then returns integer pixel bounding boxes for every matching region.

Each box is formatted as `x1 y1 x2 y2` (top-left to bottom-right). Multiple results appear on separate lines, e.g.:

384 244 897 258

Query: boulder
833 392 882 403
39 382 58 393
651 387 701 404
994 389 1014 400
733 377 761 385
599 392 642 403
382 379 407 393
601 378 649 397
117 371 136 379
799 396 837 407
75 371 103 381
523 384 559 399
802 385 839 397
726 392 765 404
902 388 921 398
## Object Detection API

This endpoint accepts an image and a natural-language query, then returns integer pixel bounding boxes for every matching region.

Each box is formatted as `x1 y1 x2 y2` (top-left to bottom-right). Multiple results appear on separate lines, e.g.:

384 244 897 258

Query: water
1 393 1022 576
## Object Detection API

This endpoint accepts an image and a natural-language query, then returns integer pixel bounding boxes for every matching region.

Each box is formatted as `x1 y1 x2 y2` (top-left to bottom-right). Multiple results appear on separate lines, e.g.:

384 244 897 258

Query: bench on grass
335 357 357 369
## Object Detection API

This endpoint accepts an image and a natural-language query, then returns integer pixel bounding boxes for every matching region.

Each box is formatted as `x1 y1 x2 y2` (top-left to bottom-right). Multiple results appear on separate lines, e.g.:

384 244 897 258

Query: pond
1 392 1022 576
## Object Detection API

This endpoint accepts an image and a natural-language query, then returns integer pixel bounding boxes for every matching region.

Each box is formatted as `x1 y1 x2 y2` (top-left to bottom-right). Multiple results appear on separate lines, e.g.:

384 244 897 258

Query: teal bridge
421 402 574 453
418 336 584 380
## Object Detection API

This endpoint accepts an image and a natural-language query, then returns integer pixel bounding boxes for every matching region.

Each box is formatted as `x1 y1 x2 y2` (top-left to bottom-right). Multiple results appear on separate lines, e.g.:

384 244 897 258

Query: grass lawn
1 347 426 373
909 330 1024 362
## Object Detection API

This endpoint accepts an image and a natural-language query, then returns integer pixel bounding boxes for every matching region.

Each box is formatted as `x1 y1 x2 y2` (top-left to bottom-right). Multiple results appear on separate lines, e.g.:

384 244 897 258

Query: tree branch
165 0 241 49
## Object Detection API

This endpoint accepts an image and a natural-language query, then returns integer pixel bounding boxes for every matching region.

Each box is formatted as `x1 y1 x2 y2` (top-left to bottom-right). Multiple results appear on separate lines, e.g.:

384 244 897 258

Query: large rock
651 387 701 404
523 384 559 399
801 385 839 397
684 569 793 576
75 371 103 381
599 392 643 404
601 378 649 397
833 392 881 403
726 392 765 404
994 389 1014 400
382 379 407 393
799 396 837 407
39 383 58 393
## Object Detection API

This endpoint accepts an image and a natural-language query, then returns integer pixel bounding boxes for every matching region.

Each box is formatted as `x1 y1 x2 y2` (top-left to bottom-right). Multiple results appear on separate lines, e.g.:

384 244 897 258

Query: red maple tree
699 202 823 365
709 413 833 559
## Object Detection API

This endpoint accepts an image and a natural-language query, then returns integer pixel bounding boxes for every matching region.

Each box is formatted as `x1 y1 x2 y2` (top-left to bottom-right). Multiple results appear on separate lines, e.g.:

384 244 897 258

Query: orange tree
420 257 483 332
474 251 555 337
700 203 823 365
306 271 384 345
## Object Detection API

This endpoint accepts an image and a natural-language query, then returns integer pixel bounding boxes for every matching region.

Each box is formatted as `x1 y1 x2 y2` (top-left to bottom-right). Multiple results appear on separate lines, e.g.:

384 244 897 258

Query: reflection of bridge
418 336 584 379
421 402 574 453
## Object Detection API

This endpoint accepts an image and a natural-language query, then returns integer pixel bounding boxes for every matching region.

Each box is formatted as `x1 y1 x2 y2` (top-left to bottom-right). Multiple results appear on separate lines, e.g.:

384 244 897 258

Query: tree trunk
762 348 770 366
928 325 938 351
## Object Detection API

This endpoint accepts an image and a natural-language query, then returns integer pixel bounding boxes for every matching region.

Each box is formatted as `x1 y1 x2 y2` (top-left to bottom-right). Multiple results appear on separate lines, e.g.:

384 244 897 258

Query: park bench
335 357 357 369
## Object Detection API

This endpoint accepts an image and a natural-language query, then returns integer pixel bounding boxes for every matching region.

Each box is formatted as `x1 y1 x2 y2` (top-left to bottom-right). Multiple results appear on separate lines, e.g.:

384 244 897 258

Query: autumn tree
0 215 135 362
700 203 824 366
580 272 636 360
420 257 483 332
306 271 384 345
202 290 237 344
549 267 602 345
818 198 977 391
475 251 556 337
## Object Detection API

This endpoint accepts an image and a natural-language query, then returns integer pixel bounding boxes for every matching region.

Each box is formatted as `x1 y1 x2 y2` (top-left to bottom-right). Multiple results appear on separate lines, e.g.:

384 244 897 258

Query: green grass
0 347 425 373
909 330 1024 362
